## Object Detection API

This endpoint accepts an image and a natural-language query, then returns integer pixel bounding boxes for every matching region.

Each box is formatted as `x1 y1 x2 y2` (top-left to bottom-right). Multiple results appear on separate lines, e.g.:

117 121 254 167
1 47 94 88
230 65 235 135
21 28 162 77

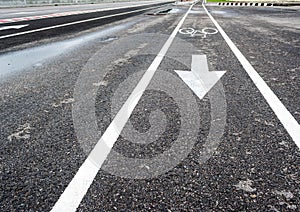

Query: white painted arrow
0 24 29 31
175 55 226 99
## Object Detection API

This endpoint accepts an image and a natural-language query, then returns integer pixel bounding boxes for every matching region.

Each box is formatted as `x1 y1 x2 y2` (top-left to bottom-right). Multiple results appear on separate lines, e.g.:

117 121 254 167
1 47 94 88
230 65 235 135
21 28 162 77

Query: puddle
210 10 237 17
146 8 205 15
168 8 185 14
168 8 204 14
100 37 118 43
210 11 227 15
146 8 173 16
189 10 206 14
0 19 141 79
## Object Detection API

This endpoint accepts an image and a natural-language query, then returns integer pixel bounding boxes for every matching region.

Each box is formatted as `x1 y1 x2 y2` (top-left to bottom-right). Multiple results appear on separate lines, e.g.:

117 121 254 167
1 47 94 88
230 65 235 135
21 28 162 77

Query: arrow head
175 54 226 99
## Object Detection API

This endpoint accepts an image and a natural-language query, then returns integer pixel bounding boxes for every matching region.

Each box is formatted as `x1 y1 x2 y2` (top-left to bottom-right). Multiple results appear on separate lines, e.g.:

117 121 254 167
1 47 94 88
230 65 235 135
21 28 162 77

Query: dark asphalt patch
0 2 171 50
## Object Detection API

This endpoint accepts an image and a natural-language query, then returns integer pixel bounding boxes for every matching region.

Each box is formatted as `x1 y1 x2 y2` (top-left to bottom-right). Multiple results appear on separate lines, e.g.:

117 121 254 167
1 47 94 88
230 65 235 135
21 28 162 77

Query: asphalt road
0 2 300 211
0 1 170 19
0 1 171 49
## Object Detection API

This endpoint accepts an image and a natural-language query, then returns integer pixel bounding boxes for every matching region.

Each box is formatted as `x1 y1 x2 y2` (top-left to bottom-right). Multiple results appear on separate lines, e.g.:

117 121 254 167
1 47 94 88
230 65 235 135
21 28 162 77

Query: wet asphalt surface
0 2 170 50
0 3 300 211
0 1 170 19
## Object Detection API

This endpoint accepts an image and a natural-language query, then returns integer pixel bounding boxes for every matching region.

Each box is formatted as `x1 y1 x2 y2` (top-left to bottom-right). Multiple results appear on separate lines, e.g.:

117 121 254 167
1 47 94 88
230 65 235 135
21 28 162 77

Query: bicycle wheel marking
179 27 218 38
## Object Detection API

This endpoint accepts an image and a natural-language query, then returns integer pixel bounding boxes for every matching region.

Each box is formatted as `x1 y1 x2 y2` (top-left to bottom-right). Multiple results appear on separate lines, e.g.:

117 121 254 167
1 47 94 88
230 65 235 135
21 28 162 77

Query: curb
210 2 300 6
217 2 273 6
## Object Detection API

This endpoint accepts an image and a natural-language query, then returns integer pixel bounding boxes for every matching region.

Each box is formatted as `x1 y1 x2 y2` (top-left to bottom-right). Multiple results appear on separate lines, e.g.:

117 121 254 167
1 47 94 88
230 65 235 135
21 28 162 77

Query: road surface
0 2 299 211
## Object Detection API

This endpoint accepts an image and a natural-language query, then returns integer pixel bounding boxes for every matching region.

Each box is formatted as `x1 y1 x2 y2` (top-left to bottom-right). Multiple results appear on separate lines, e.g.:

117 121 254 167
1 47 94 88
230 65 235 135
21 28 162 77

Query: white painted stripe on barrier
213 2 273 7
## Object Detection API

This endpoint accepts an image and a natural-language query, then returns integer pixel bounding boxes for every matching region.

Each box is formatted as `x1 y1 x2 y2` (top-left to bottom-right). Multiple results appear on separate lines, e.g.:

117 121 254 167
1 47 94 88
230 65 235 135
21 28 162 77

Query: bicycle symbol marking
179 27 218 38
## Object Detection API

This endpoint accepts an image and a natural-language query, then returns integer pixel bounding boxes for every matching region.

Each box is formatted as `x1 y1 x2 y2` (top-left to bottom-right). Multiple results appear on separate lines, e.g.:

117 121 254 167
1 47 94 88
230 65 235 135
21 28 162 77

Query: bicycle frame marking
179 27 218 38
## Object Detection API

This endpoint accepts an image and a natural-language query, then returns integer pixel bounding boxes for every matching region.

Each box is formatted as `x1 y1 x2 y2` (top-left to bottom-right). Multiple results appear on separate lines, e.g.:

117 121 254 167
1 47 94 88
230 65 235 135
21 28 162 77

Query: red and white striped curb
217 2 274 6
211 2 300 7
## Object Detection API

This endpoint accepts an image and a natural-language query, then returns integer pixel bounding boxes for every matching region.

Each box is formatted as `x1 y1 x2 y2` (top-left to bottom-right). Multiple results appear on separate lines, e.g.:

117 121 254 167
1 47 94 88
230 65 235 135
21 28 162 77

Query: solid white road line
0 5 163 40
51 4 194 212
203 5 300 147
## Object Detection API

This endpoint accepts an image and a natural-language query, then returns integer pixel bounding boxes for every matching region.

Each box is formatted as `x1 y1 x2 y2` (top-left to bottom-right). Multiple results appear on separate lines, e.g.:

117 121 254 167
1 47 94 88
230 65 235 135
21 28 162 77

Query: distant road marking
51 4 194 212
12 11 37 15
0 24 28 31
0 5 162 40
203 5 300 147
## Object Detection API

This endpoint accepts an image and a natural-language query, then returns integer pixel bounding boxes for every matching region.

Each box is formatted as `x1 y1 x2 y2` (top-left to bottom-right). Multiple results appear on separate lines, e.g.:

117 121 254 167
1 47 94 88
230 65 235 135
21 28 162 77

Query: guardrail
215 2 300 6
218 2 273 6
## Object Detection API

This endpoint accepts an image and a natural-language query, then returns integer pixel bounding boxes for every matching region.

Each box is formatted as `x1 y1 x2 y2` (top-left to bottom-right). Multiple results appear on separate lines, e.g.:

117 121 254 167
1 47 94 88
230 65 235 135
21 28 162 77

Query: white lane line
0 6 161 40
51 4 194 212
203 5 300 147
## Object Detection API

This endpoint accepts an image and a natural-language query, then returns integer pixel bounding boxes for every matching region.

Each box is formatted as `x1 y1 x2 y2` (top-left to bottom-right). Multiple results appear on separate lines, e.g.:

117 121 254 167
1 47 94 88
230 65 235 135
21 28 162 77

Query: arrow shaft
191 55 208 79
0 24 28 31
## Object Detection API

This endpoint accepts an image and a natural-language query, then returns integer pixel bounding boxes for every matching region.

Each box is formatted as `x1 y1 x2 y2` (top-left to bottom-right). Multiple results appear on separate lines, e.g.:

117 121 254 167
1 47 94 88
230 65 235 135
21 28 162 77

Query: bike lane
173 4 300 210
67 4 225 210
45 3 300 210
2 3 296 210
66 3 299 211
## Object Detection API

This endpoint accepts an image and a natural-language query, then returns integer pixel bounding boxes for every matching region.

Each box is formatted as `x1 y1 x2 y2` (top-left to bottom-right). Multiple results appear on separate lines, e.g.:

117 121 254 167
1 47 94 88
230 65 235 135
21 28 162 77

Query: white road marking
51 4 194 212
175 55 226 99
203 5 300 147
0 24 28 31
179 27 218 38
0 6 160 40
8 10 39 15
12 12 37 15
